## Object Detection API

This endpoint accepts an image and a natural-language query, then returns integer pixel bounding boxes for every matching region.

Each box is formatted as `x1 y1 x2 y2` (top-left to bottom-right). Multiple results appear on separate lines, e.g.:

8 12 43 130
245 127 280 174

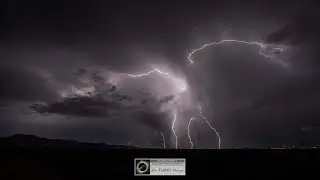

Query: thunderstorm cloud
1 0 320 148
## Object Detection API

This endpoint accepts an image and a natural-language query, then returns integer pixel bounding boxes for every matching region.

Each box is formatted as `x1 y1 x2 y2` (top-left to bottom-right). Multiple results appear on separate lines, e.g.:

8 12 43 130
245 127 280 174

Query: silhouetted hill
0 134 139 149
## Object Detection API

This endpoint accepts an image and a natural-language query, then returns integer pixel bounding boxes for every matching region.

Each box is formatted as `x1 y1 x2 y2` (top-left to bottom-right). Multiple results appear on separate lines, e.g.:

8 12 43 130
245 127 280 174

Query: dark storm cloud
29 80 175 137
0 65 59 103
27 90 175 147
216 0 320 147
159 95 175 104
2 0 318 148
135 111 172 137
265 0 320 46
223 83 320 148
30 92 173 118
265 0 320 74
29 80 132 117
73 68 87 77
30 96 123 118
185 0 320 148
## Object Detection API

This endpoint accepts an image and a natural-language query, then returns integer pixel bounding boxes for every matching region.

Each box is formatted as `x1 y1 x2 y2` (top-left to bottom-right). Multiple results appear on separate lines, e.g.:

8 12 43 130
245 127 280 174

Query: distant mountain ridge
1 134 319 149
0 134 139 149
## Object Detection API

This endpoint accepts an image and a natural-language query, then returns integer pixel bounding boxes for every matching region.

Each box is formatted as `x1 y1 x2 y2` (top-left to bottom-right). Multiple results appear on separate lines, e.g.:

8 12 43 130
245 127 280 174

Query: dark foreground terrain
0 135 319 179
0 134 139 149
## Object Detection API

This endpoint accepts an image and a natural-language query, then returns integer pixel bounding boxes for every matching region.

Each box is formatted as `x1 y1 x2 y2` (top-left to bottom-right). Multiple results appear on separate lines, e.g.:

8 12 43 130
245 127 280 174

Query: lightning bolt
116 38 287 149
187 39 285 65
185 39 289 149
198 105 221 149
121 69 186 149
121 69 187 91
187 117 196 149
172 110 178 149
160 132 166 149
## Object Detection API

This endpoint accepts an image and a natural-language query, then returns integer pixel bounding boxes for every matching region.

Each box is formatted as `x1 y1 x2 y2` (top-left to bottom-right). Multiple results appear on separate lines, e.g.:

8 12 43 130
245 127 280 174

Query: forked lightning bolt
121 68 184 149
122 69 187 91
188 39 285 64
118 38 286 149
186 39 288 149
198 105 221 149
188 117 196 149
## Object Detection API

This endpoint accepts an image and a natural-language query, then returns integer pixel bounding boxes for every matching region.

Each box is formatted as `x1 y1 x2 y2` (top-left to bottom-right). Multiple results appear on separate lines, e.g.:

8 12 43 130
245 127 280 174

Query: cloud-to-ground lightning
116 37 287 149
121 69 187 91
120 68 187 149
187 117 196 149
160 132 166 149
172 110 178 149
198 105 221 149
185 39 289 149
187 39 286 66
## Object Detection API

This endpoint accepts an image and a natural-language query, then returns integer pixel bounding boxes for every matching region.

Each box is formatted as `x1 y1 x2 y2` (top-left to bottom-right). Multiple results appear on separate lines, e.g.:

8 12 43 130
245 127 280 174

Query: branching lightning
117 37 287 149
184 39 288 149
120 68 184 149
121 69 187 91
187 39 285 65
121 69 184 149
198 105 221 149
187 117 196 149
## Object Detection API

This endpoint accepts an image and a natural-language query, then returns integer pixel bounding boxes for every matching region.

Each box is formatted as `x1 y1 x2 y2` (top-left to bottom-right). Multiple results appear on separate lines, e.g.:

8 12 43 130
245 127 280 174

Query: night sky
1 0 320 148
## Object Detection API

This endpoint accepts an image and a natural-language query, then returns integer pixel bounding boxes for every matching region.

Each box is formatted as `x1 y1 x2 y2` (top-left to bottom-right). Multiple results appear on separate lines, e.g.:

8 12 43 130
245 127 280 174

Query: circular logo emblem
136 160 149 174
